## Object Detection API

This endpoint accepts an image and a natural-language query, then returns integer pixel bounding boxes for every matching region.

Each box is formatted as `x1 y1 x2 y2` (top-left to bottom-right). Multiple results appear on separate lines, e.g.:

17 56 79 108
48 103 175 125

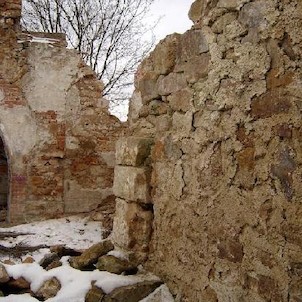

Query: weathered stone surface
188 0 205 23
22 257 35 264
35 277 61 300
168 88 193 112
139 285 175 302
49 245 81 257
172 112 193 138
112 199 153 261
85 284 106 302
0 264 9 283
39 252 60 269
136 71 160 104
113 166 151 203
217 238 244 263
8 277 30 290
251 90 292 119
69 240 114 270
96 255 137 275
103 281 162 302
151 34 180 75
45 260 62 271
125 0 302 301
157 73 187 96
212 13 237 34
178 30 209 62
116 137 153 167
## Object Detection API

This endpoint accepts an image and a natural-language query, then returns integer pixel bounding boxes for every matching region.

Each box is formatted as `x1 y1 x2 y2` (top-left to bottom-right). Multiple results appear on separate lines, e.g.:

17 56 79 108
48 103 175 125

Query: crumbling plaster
0 0 124 223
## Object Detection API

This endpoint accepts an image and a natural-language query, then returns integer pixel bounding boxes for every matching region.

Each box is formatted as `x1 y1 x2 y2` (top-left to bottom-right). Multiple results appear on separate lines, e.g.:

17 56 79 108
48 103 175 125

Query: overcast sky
111 0 194 120
149 0 193 41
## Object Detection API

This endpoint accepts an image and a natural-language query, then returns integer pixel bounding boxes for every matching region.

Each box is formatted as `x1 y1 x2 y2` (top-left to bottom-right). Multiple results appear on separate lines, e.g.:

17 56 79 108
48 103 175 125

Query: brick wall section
0 0 125 223
113 0 302 300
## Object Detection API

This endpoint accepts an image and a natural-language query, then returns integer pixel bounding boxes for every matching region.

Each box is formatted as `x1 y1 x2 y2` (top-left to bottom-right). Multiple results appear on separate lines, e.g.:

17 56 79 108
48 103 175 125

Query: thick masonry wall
0 1 124 223
113 0 302 301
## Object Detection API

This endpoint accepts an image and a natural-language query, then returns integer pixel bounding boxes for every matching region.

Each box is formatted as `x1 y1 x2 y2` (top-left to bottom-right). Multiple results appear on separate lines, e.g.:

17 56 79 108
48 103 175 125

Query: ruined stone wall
114 0 302 300
0 1 124 223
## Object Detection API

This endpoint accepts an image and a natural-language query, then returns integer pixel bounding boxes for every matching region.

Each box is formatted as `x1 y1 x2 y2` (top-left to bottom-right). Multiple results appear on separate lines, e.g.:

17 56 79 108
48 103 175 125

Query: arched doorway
0 138 8 222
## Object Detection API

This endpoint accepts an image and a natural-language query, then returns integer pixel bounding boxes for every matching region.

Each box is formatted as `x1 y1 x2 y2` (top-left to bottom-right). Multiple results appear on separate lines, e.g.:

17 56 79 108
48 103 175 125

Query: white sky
110 0 194 120
149 0 193 41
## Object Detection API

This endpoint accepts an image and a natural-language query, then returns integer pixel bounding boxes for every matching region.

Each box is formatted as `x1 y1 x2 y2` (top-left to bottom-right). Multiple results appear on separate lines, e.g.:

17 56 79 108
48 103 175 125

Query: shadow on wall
0 137 9 222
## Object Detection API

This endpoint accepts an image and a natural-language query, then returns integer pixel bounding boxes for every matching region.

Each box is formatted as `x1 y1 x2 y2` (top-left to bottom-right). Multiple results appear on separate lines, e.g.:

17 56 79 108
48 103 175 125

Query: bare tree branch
21 0 157 107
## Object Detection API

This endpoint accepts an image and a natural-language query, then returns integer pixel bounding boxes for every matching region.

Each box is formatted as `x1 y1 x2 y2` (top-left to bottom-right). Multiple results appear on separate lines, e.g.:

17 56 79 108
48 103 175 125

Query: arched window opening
0 138 8 222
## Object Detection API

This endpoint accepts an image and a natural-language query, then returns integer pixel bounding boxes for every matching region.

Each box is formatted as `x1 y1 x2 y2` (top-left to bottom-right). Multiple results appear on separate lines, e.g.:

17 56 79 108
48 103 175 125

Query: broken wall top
126 0 302 300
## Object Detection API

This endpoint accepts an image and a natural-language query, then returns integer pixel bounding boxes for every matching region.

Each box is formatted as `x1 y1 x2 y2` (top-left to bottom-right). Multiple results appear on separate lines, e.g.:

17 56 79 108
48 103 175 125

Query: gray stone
113 166 151 203
103 280 162 302
69 240 114 270
238 1 267 29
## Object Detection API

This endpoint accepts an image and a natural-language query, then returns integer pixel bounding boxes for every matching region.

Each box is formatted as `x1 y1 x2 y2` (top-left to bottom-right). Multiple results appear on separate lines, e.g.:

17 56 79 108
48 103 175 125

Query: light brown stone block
112 198 153 259
113 166 151 203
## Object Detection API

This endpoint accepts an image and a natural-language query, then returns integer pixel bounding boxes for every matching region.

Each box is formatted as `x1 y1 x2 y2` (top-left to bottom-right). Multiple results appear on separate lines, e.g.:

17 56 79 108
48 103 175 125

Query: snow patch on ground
0 216 103 262
3 261 160 302
0 216 173 301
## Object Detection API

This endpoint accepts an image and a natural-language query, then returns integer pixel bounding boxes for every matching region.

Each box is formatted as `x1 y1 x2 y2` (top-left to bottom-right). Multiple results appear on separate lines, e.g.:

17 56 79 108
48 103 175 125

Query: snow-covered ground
0 216 174 301
0 216 103 263
2 262 161 302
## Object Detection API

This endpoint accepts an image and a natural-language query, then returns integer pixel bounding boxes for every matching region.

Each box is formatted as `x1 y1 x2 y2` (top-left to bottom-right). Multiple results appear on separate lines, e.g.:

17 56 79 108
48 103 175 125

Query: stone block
113 166 151 203
116 137 153 167
128 91 143 122
35 277 61 300
0 264 9 283
69 240 114 270
112 199 153 258
168 88 193 112
188 0 205 23
178 30 209 62
157 73 187 96
212 12 237 34
103 280 162 302
152 34 180 75
137 71 160 104
172 111 193 138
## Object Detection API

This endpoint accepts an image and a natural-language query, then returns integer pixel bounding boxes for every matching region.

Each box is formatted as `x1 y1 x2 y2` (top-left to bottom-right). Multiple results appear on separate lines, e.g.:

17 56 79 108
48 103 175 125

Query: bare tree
21 0 156 106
